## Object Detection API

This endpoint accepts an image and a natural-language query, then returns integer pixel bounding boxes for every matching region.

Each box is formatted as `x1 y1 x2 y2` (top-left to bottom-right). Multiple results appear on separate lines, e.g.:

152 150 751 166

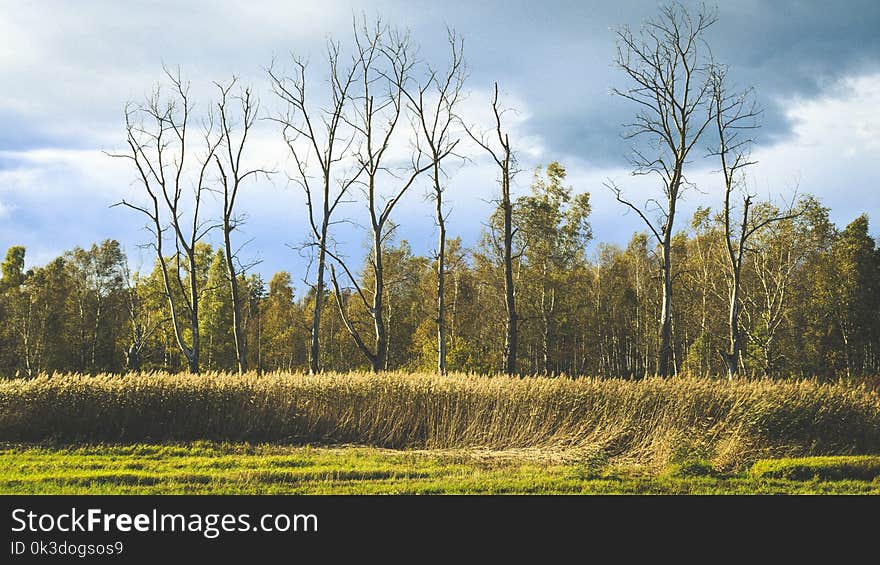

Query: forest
0 5 878 382
1 185 878 380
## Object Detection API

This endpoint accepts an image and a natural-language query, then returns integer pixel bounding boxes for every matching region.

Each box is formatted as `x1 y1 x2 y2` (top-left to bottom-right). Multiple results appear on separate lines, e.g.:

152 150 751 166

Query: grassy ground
1 443 878 494
3 373 879 492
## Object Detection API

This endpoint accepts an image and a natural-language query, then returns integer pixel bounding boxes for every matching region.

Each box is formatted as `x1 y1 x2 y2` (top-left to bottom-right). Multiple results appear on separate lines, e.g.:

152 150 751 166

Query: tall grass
1 372 878 469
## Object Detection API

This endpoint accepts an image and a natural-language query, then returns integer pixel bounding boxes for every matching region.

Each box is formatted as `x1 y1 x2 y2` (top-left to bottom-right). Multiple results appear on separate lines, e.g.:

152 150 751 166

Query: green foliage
662 459 717 478
0 246 27 289
443 335 496 374
260 271 306 372
201 248 236 371
682 332 714 376
1 444 878 494
750 456 880 481
65 240 128 373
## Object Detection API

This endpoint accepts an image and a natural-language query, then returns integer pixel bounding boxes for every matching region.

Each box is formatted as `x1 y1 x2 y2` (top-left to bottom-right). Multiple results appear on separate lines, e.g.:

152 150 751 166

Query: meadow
1 372 879 494
1 444 879 494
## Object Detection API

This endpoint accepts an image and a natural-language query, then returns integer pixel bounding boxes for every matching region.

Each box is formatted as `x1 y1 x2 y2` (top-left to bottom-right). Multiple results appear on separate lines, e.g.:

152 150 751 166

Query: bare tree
269 40 362 375
462 83 518 375
111 67 222 373
709 65 795 379
329 19 440 372
403 29 466 375
608 3 717 377
214 78 271 374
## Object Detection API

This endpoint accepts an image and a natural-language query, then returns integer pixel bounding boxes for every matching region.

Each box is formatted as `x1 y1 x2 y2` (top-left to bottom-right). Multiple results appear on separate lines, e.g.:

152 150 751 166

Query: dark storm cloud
4 0 877 162
411 0 880 165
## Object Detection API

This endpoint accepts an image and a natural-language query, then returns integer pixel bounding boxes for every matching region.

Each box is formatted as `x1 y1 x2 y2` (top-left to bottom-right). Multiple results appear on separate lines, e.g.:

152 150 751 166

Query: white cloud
748 73 880 224
0 149 130 197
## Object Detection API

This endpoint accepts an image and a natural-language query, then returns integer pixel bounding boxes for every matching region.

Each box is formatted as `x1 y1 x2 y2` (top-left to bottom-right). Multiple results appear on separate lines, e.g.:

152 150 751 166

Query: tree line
1 4 878 379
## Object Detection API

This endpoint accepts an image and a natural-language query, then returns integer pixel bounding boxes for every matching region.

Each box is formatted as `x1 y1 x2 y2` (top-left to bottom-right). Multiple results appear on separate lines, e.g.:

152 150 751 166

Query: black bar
1 495 877 561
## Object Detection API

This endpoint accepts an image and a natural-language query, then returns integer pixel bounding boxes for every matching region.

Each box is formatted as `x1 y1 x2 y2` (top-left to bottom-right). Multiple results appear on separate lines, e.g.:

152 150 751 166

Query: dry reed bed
1 372 878 468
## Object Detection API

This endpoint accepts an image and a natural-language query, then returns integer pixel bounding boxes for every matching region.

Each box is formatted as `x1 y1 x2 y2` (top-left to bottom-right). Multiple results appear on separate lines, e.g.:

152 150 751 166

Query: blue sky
1 0 879 291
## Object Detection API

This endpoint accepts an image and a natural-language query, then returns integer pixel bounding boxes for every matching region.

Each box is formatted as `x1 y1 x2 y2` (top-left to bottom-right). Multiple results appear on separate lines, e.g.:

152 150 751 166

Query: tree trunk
223 234 247 374
723 270 742 380
502 164 517 375
188 258 201 374
256 300 263 375
126 327 142 372
541 295 550 375
540 278 555 375
90 298 103 371
762 332 775 377
451 272 459 338
309 269 323 375
159 265 196 374
841 330 852 379
78 298 87 371
309 204 331 375
658 239 673 377
372 227 387 373
436 187 447 375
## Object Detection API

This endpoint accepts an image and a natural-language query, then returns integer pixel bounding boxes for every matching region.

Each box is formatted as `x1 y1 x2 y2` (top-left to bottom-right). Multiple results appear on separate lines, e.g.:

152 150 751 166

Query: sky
1 0 879 291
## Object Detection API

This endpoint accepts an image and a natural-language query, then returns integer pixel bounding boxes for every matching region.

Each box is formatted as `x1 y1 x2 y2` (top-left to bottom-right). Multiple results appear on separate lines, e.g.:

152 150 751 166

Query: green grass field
2 443 878 494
